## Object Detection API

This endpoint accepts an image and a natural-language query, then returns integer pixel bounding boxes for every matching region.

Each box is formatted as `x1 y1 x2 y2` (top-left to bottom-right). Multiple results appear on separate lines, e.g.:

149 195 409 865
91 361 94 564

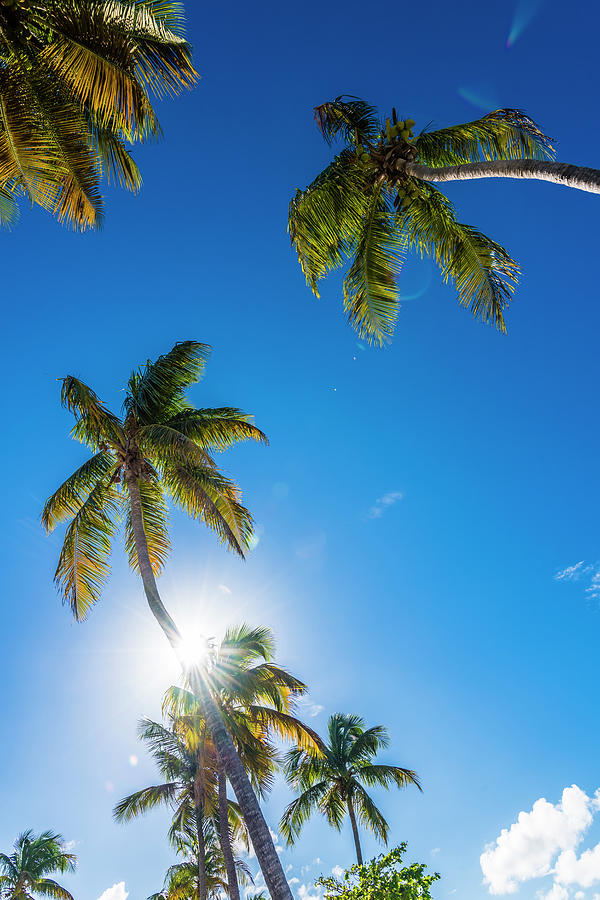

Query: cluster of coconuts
395 180 419 209
385 117 416 144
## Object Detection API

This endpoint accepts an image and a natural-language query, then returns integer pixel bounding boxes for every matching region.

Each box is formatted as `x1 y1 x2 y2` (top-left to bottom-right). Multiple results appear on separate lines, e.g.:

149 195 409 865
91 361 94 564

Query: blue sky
2 1 600 899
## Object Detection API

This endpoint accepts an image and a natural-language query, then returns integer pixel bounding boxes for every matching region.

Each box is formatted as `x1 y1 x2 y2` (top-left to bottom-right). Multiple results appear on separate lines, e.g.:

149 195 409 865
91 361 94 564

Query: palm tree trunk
404 159 600 193
347 798 363 866
126 475 293 900
196 807 208 900
217 753 241 900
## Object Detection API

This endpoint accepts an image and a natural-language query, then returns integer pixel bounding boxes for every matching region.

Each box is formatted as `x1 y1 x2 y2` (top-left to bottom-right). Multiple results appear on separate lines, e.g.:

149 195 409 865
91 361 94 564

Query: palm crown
280 713 421 864
289 95 555 345
42 341 267 622
0 0 197 229
0 831 76 900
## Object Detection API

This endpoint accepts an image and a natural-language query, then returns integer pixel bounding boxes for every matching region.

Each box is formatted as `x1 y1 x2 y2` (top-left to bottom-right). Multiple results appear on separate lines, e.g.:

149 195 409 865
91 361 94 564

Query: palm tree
114 717 248 900
42 341 294 900
280 713 421 865
0 0 197 229
165 624 322 900
148 826 251 900
289 96 600 345
0 830 76 900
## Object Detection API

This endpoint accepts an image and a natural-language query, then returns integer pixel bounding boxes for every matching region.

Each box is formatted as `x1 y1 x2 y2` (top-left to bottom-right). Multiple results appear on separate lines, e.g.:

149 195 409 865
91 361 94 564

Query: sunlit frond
162 462 253 557
54 476 121 620
126 341 212 423
124 476 171 574
400 183 519 331
357 763 421 791
280 781 329 845
288 150 369 295
314 96 380 146
416 108 554 167
343 185 405 345
60 375 123 448
42 451 115 531
352 783 389 843
162 408 268 451
113 782 179 821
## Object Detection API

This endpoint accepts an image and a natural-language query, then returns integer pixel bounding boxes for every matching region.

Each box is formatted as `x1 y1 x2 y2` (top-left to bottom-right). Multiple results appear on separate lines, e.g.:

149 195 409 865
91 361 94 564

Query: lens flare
506 0 544 48
457 85 500 112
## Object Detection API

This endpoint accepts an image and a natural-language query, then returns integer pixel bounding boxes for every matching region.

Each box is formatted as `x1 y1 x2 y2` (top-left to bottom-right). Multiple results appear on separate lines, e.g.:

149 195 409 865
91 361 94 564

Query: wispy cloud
555 561 600 601
297 696 324 718
368 491 403 520
96 884 128 900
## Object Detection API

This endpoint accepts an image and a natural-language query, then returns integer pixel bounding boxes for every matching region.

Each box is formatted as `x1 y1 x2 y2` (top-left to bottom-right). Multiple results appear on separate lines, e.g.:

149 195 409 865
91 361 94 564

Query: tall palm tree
42 341 294 900
280 713 421 865
114 717 248 900
0 830 76 900
0 0 197 229
289 95 600 345
165 624 322 900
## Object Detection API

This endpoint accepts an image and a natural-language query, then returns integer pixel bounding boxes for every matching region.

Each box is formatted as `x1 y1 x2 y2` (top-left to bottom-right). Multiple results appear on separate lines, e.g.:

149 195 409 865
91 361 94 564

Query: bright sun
176 633 210 671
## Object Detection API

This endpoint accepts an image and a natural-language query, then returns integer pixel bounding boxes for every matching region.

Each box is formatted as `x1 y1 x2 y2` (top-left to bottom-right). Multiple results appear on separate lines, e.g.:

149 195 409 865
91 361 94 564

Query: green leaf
416 108 554 167
400 183 518 331
343 185 405 345
124 477 171 574
314 96 381 146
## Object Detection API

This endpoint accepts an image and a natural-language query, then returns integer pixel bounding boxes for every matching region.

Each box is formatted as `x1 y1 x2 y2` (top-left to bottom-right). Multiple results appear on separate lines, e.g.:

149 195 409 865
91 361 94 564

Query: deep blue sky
2 1 600 899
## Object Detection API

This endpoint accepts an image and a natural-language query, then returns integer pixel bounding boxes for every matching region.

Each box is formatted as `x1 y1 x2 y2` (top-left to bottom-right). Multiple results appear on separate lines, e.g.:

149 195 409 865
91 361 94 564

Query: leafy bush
316 844 440 900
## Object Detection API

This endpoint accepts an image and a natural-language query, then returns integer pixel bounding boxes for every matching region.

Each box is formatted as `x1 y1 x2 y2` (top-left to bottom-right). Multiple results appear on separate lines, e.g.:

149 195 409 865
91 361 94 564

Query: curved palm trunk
404 159 600 194
196 807 208 900
217 754 241 900
126 475 293 900
347 798 363 866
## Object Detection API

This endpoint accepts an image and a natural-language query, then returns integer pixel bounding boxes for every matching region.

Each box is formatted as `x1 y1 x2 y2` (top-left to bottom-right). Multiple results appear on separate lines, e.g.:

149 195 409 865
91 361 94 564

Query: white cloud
368 491 403 519
96 884 128 900
481 786 600 897
297 697 324 718
555 562 587 581
555 561 600 601
298 884 323 900
332 866 344 879
431 848 440 857
290 877 300 885
556 845 600 888
218 584 232 594
574 892 585 899
538 885 569 900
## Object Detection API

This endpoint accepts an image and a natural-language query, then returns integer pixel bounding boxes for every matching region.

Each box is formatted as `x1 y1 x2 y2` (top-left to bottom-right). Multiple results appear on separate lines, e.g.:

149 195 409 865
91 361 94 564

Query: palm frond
347 724 389 763
352 784 389 844
35 879 74 900
59 375 124 448
246 707 322 751
162 462 253 557
357 763 421 791
90 119 142 190
0 183 19 228
314 96 380 146
113 782 179 821
54 476 121 620
125 341 211 423
288 150 370 295
343 184 405 345
279 781 329 844
400 183 518 331
124 476 171 574
416 109 554 167
42 451 115 532
162 408 268 451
